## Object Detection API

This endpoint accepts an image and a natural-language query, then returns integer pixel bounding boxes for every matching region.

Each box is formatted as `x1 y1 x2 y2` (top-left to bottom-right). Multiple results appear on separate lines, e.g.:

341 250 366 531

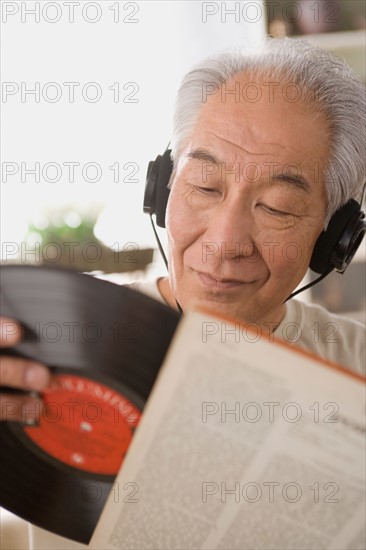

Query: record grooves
0 265 181 543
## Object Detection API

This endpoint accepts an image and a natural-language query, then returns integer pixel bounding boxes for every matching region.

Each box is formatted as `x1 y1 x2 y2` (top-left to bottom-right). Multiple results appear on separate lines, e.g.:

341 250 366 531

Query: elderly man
0 36 365 549
132 37 366 373
0 37 365 421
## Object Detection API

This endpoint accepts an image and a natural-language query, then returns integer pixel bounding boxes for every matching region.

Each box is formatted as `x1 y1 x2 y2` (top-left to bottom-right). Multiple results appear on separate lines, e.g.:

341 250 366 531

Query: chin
185 289 285 328
182 293 248 322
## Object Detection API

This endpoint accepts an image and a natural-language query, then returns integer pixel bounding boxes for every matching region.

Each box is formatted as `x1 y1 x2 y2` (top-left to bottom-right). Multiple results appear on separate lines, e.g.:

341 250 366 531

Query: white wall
1 0 266 256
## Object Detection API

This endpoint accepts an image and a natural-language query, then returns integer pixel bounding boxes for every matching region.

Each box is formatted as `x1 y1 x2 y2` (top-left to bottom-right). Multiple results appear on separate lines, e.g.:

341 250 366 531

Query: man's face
165 75 329 327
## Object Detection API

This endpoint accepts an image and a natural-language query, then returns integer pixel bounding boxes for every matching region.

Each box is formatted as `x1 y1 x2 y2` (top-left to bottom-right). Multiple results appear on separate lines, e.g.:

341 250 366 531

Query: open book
91 309 365 549
0 266 365 550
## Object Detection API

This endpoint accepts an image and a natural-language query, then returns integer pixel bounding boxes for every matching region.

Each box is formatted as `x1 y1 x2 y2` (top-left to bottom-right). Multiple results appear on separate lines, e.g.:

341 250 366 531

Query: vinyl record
0 265 181 543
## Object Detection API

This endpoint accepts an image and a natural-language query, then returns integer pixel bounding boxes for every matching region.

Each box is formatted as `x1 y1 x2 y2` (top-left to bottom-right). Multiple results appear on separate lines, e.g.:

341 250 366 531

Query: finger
0 356 51 391
0 318 23 347
0 393 42 423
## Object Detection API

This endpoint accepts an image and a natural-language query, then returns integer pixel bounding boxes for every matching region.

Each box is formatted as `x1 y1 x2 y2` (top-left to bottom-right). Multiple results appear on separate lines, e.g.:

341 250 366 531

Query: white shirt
127 278 365 376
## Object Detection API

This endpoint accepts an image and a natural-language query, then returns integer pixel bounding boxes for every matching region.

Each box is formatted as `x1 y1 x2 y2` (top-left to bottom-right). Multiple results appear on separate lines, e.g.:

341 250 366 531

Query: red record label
23 374 141 475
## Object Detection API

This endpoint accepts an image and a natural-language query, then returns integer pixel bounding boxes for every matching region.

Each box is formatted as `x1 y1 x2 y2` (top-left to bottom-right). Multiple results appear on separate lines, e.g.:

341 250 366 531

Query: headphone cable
285 267 333 301
149 215 183 313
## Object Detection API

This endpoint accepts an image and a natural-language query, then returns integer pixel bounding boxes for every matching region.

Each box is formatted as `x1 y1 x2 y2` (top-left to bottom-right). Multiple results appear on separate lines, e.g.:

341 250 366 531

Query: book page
91 309 365 550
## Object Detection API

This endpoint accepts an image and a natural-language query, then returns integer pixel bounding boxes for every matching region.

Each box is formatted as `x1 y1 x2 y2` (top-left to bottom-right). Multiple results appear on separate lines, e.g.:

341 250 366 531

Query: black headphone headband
143 149 366 275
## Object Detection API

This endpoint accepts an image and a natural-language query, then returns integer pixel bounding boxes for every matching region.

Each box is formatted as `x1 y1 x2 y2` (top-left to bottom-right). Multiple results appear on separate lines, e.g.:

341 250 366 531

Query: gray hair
170 37 366 226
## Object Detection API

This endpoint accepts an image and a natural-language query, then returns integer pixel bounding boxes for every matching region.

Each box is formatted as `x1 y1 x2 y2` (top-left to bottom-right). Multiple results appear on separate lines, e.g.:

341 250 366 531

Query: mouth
196 271 245 290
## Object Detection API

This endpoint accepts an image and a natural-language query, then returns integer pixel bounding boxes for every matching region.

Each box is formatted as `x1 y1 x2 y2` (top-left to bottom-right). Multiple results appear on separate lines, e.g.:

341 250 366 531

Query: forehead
188 74 330 172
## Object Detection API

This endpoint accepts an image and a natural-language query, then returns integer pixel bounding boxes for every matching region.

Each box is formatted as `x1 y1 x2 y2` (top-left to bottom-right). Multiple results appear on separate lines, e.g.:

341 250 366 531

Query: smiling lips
196 271 246 290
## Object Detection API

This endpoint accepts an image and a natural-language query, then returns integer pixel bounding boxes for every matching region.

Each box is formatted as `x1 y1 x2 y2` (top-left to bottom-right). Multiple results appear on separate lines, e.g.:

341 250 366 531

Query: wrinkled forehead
184 71 331 173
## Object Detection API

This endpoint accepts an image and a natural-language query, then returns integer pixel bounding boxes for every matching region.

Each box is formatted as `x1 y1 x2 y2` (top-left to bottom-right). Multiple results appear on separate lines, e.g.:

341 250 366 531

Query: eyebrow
186 148 311 193
186 148 220 165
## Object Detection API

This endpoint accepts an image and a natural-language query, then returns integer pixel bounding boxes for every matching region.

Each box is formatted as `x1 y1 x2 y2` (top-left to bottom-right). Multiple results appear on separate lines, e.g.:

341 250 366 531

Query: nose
201 193 257 263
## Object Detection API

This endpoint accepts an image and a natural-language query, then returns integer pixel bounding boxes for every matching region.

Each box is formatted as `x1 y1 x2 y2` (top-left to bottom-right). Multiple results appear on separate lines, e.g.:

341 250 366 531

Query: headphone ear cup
143 160 158 215
155 150 174 228
310 199 365 274
143 149 173 228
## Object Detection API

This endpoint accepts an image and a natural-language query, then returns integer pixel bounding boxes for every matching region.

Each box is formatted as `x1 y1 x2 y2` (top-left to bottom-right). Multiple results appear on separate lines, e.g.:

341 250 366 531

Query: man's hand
0 318 51 422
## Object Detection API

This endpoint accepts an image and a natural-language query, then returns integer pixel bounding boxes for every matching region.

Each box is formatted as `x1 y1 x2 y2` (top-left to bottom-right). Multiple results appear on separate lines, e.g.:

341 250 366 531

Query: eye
194 185 219 195
259 203 290 216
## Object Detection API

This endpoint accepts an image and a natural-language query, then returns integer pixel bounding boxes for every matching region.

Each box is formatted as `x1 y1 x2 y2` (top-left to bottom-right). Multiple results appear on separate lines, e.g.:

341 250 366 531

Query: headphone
144 148 366 298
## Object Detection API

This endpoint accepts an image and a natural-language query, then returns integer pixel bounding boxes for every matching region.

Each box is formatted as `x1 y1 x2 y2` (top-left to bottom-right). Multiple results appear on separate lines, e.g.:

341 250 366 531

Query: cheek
166 191 205 258
257 229 316 280
166 197 192 274
166 194 187 249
